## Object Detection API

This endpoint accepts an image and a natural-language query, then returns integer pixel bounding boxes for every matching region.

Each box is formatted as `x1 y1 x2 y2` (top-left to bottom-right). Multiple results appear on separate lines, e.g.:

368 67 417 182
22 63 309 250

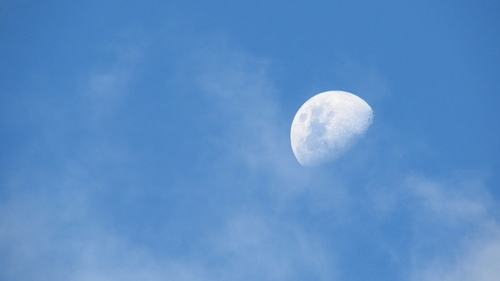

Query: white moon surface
290 91 373 166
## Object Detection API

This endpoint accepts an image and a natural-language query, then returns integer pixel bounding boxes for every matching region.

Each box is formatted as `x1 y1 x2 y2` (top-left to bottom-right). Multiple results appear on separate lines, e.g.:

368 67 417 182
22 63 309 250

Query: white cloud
402 173 500 281
0 36 341 281
0 166 336 281
405 173 491 226
413 224 500 281
207 212 335 281
2 29 497 281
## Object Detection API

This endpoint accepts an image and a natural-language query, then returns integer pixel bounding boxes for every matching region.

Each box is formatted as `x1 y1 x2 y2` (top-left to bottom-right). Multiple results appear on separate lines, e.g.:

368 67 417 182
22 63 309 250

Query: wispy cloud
207 212 335 280
1 30 497 281
0 35 339 281
403 173 500 281
415 228 500 281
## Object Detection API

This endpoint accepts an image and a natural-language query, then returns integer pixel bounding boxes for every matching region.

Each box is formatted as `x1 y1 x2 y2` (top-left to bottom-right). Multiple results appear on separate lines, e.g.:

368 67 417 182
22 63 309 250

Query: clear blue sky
1 1 499 280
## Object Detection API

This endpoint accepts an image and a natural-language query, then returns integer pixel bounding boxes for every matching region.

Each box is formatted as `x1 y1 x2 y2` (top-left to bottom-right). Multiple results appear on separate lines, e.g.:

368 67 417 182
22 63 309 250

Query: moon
290 91 373 166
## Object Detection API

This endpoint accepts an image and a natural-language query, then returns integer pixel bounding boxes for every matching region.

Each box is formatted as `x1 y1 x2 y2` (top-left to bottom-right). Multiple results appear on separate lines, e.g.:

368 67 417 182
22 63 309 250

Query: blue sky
1 1 499 280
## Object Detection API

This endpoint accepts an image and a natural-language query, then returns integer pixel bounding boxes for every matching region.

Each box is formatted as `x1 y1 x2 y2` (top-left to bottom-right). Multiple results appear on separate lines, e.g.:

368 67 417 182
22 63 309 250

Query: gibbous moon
290 91 373 166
